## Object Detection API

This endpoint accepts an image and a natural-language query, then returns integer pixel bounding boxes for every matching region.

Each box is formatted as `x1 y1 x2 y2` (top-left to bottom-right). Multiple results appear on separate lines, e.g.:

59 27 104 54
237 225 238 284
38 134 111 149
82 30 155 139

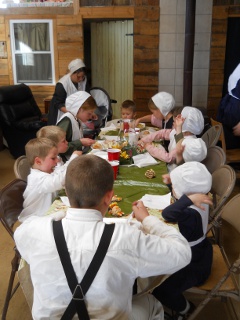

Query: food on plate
92 140 121 150
145 169 156 179
108 203 125 217
141 130 150 136
136 123 146 129
111 195 122 202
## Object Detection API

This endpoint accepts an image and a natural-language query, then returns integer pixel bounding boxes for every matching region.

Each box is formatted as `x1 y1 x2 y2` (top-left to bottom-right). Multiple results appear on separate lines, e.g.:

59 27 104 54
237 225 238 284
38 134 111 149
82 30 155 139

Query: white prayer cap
68 59 86 75
66 91 91 117
182 138 207 162
151 92 175 117
170 162 212 199
181 107 204 135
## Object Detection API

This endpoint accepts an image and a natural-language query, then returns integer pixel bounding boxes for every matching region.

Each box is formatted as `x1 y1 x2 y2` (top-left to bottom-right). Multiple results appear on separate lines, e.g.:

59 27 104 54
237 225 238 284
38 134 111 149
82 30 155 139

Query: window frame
9 19 55 85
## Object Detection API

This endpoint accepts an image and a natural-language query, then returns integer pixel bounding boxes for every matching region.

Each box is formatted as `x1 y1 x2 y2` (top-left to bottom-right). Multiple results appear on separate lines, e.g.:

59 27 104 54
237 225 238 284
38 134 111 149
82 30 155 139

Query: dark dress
217 79 240 149
162 116 174 151
152 195 213 312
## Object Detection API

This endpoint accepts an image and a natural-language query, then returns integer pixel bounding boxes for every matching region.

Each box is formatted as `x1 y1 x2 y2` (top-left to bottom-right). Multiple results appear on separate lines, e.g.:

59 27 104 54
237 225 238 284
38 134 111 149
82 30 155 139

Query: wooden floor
0 147 240 320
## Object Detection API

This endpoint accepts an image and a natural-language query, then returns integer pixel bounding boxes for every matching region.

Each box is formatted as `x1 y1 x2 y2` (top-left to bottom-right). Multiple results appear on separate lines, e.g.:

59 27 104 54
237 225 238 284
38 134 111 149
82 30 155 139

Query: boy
15 155 191 320
18 137 80 222
121 99 137 119
36 125 82 163
153 162 213 319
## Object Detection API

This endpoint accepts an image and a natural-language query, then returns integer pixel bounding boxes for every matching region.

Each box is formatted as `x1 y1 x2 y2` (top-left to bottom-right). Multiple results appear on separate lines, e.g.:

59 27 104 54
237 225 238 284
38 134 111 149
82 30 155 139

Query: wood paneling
0 4 158 116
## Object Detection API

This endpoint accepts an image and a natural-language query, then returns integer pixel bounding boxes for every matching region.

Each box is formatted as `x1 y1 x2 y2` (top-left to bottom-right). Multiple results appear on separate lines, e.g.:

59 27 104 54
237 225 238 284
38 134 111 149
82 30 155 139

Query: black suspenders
53 220 115 320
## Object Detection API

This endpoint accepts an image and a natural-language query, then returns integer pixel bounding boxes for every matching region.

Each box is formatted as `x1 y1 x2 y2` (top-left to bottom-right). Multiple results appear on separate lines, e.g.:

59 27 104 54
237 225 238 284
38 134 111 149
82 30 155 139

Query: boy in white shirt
18 137 81 222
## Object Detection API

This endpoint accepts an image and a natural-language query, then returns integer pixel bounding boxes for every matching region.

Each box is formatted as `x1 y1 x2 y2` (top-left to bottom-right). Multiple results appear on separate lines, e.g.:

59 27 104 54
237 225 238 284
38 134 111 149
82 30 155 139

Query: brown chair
202 146 226 174
209 165 236 223
187 194 240 320
13 156 31 182
201 125 222 148
210 118 240 167
0 179 27 320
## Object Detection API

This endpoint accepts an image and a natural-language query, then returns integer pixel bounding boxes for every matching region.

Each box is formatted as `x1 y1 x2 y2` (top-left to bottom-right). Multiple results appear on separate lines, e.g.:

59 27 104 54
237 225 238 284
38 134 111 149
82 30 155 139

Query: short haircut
65 155 114 208
37 126 66 145
81 96 97 111
121 100 136 113
25 137 57 166
148 98 158 111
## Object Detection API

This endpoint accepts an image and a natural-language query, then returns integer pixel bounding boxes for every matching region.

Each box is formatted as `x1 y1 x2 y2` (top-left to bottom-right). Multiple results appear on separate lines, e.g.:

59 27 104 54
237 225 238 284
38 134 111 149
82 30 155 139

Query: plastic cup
107 148 121 161
109 160 119 180
128 132 140 146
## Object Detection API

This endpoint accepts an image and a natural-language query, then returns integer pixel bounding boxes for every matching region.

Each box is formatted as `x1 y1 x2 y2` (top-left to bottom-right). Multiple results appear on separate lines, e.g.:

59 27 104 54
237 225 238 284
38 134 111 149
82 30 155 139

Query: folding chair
13 156 30 182
202 146 226 174
201 125 222 148
210 118 240 174
209 165 236 223
0 179 27 320
187 194 240 320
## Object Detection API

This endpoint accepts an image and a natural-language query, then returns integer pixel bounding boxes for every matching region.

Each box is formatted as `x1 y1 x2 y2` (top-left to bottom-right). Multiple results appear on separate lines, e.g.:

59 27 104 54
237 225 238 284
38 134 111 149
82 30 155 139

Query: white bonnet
68 59 86 75
170 161 212 199
66 91 91 117
151 92 175 117
181 107 204 135
182 138 207 162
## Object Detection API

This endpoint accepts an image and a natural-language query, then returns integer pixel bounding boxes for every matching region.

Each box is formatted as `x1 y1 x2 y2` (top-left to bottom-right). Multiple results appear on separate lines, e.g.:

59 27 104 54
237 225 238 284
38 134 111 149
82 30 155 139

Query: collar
65 208 103 222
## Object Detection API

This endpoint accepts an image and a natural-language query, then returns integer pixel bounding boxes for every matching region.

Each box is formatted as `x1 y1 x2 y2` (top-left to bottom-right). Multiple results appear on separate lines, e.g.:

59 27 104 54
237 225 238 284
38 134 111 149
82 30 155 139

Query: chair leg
1 251 20 320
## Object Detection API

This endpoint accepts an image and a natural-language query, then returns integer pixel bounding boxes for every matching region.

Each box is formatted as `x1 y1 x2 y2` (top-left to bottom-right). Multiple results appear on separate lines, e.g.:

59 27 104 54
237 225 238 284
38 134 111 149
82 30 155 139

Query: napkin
60 196 70 207
132 152 158 168
89 149 108 160
100 123 117 132
141 193 171 210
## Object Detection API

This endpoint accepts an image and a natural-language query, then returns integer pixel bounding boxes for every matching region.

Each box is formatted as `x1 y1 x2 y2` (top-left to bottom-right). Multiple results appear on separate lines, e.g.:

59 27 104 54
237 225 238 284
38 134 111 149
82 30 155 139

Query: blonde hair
66 155 114 208
37 126 66 145
25 138 57 166
121 100 136 113
148 98 158 111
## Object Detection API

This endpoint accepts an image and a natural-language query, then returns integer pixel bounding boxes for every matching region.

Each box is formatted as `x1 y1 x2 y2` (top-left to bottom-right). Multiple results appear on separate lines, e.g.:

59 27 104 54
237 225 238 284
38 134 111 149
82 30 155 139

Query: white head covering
66 91 91 117
228 63 240 100
68 59 86 75
181 107 204 135
170 162 212 199
151 92 175 117
182 138 207 162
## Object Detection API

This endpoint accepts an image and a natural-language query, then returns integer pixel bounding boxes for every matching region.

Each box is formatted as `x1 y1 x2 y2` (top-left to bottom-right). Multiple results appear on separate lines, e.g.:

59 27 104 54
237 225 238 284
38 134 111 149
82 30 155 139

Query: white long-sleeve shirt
14 209 191 320
19 154 78 222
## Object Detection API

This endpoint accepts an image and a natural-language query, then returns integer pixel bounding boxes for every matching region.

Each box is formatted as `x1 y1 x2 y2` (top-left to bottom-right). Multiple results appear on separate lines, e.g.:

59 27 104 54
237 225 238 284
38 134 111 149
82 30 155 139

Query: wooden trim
0 7 75 16
80 6 134 19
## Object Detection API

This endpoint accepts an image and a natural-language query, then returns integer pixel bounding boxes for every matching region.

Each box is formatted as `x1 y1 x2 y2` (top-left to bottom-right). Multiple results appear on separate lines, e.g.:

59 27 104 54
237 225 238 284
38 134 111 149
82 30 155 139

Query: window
10 20 55 85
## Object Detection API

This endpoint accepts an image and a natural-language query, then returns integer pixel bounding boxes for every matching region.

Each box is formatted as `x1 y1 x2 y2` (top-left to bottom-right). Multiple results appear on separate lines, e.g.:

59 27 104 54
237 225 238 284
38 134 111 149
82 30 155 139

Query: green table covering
112 162 169 216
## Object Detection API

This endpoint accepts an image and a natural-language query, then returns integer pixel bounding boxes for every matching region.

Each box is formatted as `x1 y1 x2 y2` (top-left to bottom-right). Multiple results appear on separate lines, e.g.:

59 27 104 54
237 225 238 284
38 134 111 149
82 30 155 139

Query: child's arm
144 142 176 163
140 128 172 144
135 114 152 126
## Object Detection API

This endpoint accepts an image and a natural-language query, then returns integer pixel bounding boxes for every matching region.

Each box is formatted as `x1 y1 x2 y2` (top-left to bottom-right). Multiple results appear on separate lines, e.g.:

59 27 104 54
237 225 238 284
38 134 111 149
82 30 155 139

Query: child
57 91 97 158
14 155 191 320
37 125 73 164
106 99 137 127
139 107 206 170
135 92 175 135
18 137 80 222
121 99 137 119
153 162 213 319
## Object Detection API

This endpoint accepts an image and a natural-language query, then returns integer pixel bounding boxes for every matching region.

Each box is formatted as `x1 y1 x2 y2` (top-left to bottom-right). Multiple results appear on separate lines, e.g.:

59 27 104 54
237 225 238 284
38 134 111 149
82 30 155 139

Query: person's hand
162 173 171 184
233 122 240 136
187 193 213 210
135 118 142 127
175 115 185 134
73 150 83 156
132 200 149 222
80 138 95 146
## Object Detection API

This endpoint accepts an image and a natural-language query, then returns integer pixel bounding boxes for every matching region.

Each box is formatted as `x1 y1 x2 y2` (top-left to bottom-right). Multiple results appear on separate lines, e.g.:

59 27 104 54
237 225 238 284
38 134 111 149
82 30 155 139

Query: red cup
107 148 121 161
109 161 119 180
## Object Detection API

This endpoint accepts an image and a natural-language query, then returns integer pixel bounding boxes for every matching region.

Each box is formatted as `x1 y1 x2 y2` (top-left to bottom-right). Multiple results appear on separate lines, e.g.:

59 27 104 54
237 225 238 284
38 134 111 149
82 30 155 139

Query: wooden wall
0 1 159 117
208 3 240 119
